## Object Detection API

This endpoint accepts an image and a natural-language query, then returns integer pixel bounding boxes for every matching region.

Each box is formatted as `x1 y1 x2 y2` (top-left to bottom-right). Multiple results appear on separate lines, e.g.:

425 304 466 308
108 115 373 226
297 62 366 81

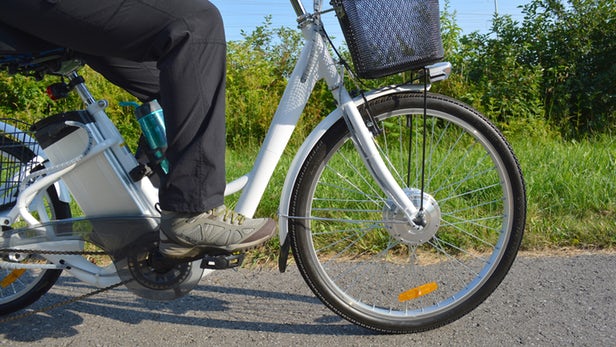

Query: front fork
339 92 422 228
339 62 452 229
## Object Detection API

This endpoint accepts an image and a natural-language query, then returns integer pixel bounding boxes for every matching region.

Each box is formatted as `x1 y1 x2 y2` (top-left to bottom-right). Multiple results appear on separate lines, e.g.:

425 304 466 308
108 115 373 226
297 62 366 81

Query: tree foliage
441 0 615 137
521 0 616 135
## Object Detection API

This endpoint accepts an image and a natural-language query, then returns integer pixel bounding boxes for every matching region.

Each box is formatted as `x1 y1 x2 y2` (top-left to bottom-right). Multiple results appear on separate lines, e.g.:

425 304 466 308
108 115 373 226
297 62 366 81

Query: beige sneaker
159 205 276 259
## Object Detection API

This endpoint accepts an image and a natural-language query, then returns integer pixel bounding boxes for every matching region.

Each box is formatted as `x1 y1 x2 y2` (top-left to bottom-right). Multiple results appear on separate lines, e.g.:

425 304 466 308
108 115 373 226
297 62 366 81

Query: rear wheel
0 131 71 315
288 93 526 333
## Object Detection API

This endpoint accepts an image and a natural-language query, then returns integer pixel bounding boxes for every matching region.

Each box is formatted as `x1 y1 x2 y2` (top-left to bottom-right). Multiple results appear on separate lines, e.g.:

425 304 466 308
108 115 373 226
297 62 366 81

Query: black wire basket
331 0 444 79
0 119 40 209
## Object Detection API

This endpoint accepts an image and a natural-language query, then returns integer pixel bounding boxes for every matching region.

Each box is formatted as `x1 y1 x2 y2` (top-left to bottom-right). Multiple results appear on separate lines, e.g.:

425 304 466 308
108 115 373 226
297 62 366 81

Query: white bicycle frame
0 0 451 288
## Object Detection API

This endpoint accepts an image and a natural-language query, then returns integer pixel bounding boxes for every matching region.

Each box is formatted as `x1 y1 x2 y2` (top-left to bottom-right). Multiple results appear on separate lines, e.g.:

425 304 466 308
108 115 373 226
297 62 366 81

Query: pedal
200 252 245 270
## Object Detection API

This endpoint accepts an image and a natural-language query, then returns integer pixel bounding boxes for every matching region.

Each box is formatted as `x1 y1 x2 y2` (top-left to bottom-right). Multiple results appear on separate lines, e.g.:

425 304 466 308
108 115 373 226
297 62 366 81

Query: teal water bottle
134 100 169 174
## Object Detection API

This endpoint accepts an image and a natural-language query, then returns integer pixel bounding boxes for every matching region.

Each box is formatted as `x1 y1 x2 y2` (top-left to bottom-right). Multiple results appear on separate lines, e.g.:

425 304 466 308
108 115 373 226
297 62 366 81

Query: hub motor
382 188 441 245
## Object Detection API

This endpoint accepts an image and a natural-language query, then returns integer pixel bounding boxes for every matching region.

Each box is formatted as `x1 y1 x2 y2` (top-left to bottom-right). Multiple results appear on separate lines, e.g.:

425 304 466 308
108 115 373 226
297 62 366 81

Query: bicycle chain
0 248 107 255
0 247 130 323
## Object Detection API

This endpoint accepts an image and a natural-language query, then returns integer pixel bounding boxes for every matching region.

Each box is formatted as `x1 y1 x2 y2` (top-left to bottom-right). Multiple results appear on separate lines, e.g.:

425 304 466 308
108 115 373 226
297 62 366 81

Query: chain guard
1 216 203 301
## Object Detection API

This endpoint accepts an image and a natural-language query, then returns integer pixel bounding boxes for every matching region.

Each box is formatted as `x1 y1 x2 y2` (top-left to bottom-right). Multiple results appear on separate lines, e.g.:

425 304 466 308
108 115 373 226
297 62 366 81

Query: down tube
234 25 324 218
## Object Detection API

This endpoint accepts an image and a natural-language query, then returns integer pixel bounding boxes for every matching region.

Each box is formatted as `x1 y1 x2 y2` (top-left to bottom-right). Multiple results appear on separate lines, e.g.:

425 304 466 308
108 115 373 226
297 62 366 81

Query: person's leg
0 0 226 212
153 11 227 213
84 56 160 102
86 55 276 259
0 0 275 257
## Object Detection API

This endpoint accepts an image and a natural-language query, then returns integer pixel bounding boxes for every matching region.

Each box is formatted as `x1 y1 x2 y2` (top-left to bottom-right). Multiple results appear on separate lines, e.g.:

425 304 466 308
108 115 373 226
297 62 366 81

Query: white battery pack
33 111 155 217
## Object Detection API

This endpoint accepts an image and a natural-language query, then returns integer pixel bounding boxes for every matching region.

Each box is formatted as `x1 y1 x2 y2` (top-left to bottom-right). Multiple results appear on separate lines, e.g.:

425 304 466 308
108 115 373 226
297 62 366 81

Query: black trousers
0 0 227 213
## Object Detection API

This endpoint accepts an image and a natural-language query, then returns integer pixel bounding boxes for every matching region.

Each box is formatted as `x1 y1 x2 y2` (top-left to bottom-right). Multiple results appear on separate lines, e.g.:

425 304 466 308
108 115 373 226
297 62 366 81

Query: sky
210 0 529 44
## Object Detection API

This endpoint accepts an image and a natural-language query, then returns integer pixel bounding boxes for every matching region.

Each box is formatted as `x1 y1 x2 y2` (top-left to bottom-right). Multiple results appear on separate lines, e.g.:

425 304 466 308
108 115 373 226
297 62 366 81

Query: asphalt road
1 252 614 346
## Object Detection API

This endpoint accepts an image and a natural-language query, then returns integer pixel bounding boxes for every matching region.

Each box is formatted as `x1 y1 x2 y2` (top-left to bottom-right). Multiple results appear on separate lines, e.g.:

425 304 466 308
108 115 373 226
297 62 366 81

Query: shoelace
212 207 246 225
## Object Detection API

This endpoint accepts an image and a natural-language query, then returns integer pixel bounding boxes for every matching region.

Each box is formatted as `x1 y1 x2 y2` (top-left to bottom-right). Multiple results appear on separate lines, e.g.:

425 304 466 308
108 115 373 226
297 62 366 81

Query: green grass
510 134 616 250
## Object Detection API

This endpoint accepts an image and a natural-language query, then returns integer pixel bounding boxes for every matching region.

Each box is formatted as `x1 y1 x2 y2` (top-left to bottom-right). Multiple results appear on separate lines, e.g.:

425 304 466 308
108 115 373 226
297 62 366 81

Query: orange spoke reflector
398 282 438 302
1 269 27 288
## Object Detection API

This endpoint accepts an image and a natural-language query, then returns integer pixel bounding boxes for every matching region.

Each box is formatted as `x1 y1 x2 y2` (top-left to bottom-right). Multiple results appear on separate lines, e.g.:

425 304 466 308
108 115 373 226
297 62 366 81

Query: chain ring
115 233 204 300
125 242 193 291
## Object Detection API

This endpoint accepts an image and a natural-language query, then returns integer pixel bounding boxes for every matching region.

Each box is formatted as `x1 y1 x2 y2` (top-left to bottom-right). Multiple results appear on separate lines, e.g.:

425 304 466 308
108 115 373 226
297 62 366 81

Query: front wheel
288 92 526 333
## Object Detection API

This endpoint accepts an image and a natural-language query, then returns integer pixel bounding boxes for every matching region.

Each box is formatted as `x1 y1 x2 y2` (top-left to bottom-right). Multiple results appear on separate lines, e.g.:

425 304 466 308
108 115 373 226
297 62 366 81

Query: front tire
288 92 526 333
